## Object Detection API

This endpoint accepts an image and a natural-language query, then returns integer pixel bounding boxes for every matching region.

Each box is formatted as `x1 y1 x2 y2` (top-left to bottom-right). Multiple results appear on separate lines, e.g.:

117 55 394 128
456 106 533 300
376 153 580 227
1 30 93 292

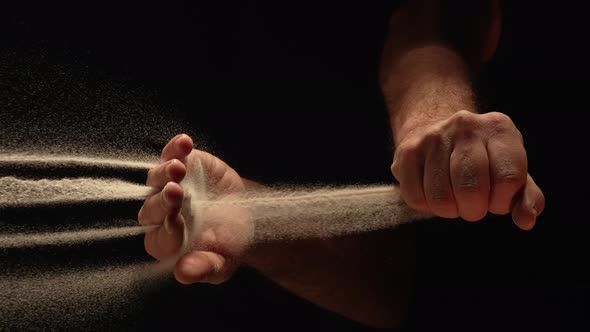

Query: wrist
386 74 476 146
382 45 477 146
393 107 481 147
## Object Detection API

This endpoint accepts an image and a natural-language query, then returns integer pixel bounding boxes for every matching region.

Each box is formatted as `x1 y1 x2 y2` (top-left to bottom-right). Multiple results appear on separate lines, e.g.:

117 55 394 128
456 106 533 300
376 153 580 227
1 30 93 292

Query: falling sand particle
0 176 154 207
0 262 172 331
0 225 157 249
0 153 156 170
0 155 430 330
178 159 431 253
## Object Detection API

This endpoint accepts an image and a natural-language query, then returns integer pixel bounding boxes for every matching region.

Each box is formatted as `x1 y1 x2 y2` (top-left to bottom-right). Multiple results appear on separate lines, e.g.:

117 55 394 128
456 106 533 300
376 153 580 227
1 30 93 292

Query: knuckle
424 124 444 138
457 181 482 193
397 140 421 158
454 162 483 193
494 169 526 188
428 190 454 206
485 112 515 135
452 110 476 126
427 170 454 205
485 111 512 125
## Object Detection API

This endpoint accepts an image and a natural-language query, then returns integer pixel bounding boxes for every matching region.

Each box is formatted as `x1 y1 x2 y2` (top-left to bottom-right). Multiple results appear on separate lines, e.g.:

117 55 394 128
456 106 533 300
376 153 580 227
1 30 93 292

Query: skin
139 134 414 326
138 0 546 328
139 134 250 284
380 0 545 229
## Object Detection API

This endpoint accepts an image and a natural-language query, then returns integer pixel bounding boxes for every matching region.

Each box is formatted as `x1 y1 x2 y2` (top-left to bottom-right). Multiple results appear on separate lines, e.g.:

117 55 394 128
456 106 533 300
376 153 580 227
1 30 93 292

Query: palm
140 135 252 284
185 149 246 198
181 149 252 273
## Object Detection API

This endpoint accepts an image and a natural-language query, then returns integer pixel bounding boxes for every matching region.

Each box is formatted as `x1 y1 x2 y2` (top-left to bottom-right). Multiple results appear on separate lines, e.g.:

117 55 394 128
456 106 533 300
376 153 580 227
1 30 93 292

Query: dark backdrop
0 1 587 330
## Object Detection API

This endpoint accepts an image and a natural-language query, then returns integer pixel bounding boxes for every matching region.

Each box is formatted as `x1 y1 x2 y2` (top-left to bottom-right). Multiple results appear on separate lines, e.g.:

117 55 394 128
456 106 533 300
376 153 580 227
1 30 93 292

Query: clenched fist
391 110 545 230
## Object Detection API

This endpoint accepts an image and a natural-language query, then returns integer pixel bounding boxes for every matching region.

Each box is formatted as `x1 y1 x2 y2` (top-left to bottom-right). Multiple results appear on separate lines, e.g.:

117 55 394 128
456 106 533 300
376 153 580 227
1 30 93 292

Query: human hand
391 111 545 230
138 134 252 284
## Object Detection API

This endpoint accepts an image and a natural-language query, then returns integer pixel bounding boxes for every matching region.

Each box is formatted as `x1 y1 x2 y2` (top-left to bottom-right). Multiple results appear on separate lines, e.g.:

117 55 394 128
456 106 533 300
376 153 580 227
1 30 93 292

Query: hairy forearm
239 179 416 328
383 45 476 145
380 0 500 145
236 1 500 325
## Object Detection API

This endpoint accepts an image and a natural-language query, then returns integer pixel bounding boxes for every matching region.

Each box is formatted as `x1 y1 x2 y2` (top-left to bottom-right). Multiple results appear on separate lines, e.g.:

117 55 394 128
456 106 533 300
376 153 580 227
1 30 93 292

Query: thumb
511 174 545 231
173 250 236 285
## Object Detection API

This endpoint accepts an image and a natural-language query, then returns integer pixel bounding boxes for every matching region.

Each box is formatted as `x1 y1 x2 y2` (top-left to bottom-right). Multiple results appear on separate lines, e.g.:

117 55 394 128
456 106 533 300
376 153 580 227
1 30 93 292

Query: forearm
384 45 476 145
244 226 416 328
240 179 416 328
380 0 500 145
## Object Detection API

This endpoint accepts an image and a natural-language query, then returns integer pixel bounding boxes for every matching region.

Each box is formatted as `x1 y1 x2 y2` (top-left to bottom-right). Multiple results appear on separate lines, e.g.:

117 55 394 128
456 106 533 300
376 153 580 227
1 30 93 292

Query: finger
423 138 458 218
392 142 428 211
161 134 193 162
138 182 184 226
511 174 545 231
146 159 187 189
487 138 528 215
450 141 490 221
144 213 185 260
174 250 235 285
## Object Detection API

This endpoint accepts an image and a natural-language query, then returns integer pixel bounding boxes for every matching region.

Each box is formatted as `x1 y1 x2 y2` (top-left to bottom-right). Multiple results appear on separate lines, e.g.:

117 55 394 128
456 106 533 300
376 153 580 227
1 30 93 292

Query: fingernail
162 183 171 205
175 134 188 145
530 205 538 217
164 215 173 234
137 206 144 224
179 260 195 279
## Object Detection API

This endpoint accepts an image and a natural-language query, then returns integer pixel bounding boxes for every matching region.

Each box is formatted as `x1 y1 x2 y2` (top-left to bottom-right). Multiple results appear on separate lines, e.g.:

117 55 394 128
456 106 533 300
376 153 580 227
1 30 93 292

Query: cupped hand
391 111 545 230
138 134 252 284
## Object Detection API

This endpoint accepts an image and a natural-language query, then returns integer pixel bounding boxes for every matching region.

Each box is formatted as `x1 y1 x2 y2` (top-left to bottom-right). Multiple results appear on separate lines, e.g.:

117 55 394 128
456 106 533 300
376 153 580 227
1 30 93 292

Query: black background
0 1 588 330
